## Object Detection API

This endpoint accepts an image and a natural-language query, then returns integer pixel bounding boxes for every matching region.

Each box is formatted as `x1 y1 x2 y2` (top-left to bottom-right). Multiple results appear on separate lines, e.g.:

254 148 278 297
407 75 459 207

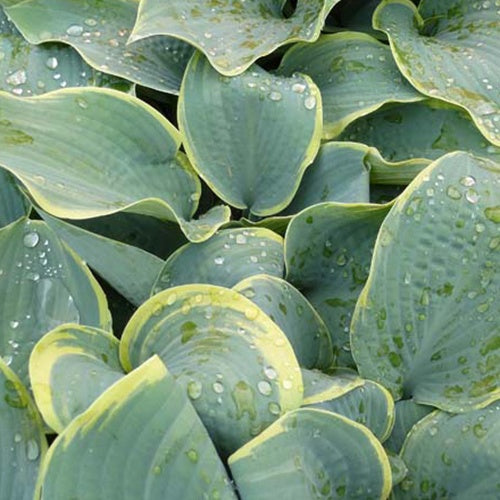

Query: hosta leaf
351 152 500 411
385 400 434 453
302 368 365 401
229 408 392 500
120 285 303 456
282 141 428 217
0 8 131 97
285 202 392 366
387 452 408 487
279 32 423 139
0 359 47 500
0 169 29 227
234 275 334 370
179 52 322 216
340 100 500 163
41 212 163 306
0 219 110 386
373 0 500 146
130 0 340 76
302 369 395 441
36 356 236 500
281 142 370 215
153 228 284 295
239 215 292 237
74 212 187 259
29 324 123 433
0 88 230 242
395 404 500 498
1 0 194 94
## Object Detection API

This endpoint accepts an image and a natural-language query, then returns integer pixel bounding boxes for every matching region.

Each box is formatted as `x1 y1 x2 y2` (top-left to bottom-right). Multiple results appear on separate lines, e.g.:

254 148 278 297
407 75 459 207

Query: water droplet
84 18 97 27
282 379 293 390
264 366 277 380
23 231 39 248
76 97 88 109
45 57 58 70
204 32 213 39
14 433 22 443
6 70 27 86
404 272 412 284
304 95 316 110
446 186 461 200
9 320 18 329
235 234 247 244
268 91 282 101
429 426 438 436
244 306 258 320
214 256 224 265
212 381 224 394
187 380 202 400
26 439 39 461
268 402 281 415
465 189 479 204
292 82 306 94
257 380 272 396
66 24 84 37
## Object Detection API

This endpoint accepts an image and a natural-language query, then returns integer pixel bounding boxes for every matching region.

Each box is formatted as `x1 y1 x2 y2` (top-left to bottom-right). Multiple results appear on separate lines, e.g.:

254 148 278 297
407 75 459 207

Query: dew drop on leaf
257 380 272 396
23 231 40 248
26 439 39 461
304 95 316 110
187 380 202 400
66 24 84 37
45 57 58 70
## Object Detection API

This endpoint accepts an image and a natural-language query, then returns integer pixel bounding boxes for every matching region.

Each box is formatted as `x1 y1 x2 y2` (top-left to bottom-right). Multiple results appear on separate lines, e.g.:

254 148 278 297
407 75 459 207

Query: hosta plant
0 0 498 499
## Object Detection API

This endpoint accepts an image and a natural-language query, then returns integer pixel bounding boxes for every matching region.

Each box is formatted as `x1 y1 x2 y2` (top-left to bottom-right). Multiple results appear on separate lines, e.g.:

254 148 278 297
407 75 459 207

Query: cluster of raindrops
226 70 317 110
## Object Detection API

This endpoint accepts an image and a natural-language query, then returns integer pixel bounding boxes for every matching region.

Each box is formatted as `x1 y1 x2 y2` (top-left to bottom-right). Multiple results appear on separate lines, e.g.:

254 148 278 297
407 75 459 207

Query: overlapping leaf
340 100 500 163
36 356 237 499
41 212 163 306
120 285 303 456
282 142 428 218
234 275 334 370
130 0 340 75
285 202 392 366
29 324 123 433
0 88 230 242
351 152 500 411
0 360 47 500
179 53 322 216
229 408 392 500
374 0 500 145
1 0 193 94
0 8 131 97
302 369 395 441
0 219 110 386
395 404 500 498
153 228 284 294
279 32 423 138
385 399 433 453
0 169 28 227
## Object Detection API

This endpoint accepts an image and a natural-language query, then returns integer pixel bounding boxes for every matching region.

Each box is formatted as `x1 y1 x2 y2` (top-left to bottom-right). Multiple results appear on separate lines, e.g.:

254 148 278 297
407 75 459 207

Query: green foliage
0 0 498 498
